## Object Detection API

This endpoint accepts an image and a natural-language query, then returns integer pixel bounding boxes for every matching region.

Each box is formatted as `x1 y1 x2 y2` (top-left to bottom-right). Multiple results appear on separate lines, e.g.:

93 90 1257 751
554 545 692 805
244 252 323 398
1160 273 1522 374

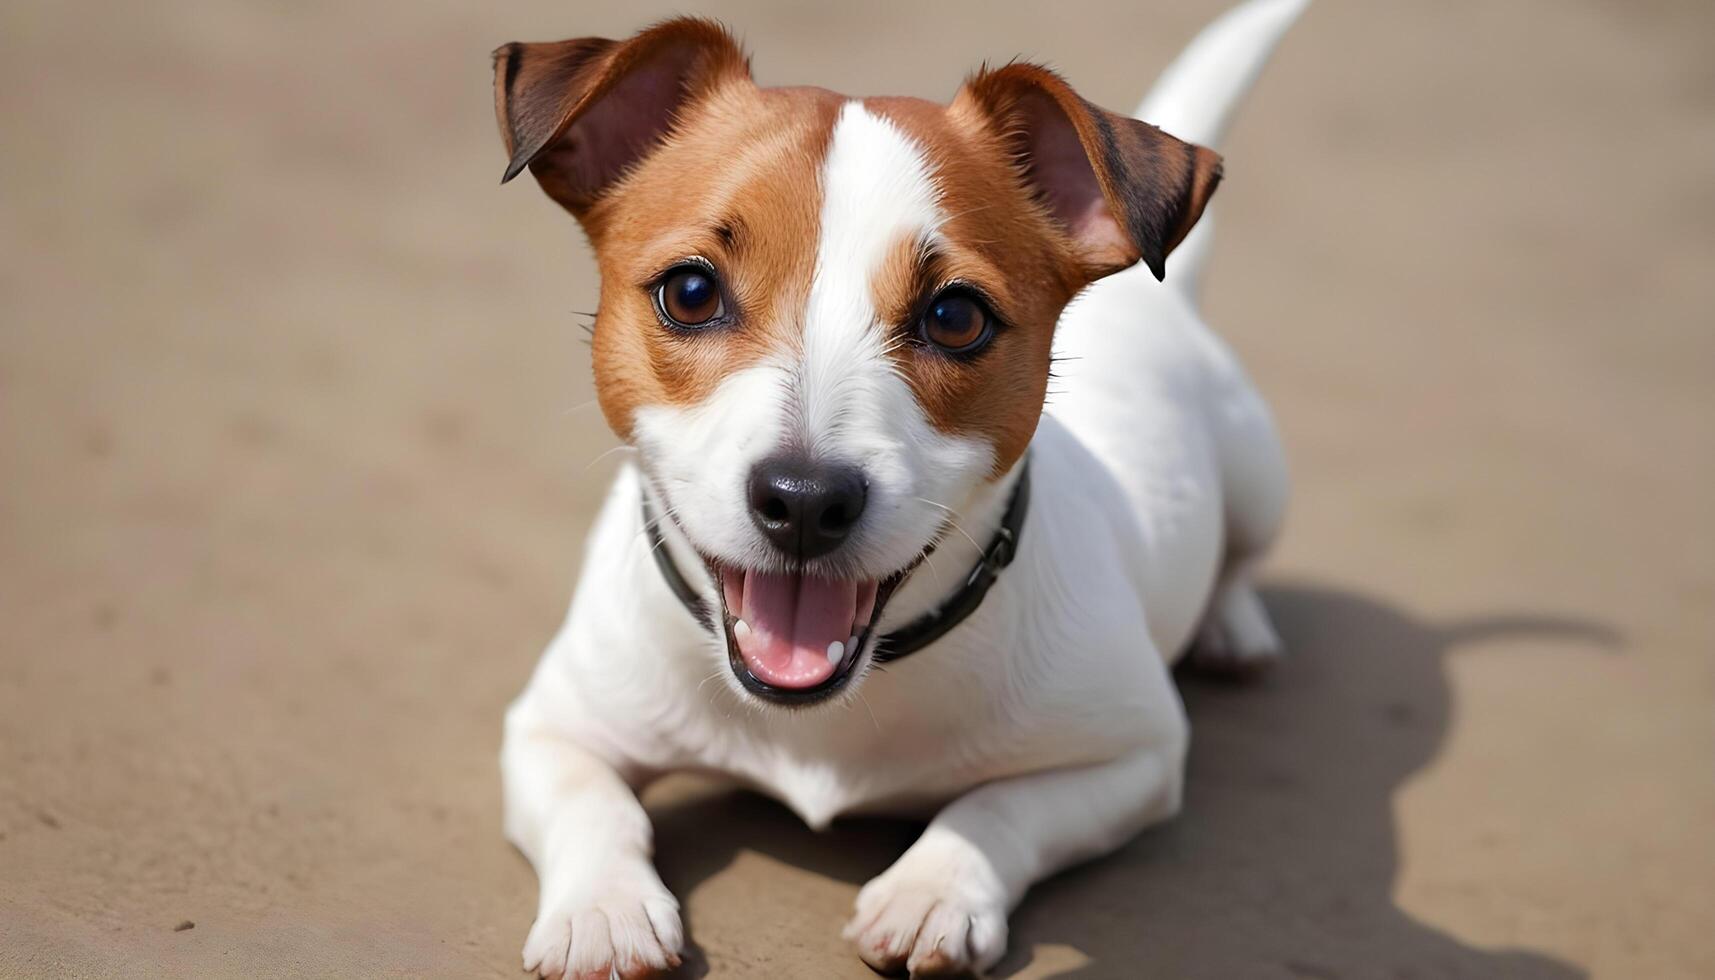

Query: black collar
642 458 1031 665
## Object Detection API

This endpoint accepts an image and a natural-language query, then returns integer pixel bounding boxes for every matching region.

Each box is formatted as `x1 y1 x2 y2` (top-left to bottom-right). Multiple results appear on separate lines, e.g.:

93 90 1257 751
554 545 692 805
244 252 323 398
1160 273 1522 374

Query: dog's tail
1136 0 1308 301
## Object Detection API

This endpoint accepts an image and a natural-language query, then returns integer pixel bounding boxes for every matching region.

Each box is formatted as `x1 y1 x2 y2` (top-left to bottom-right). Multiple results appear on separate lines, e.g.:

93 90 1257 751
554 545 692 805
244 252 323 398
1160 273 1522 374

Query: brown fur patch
956 62 1222 280
860 96 1088 476
585 84 843 439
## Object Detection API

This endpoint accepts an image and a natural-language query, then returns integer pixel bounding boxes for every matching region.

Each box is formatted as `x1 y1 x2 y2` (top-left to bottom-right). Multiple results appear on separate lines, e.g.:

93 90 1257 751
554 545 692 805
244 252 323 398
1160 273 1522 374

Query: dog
492 0 1304 975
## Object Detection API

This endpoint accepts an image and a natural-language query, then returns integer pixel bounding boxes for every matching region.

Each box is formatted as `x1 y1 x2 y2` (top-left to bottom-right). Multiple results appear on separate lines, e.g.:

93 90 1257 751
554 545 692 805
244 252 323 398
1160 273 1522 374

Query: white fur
502 3 1302 976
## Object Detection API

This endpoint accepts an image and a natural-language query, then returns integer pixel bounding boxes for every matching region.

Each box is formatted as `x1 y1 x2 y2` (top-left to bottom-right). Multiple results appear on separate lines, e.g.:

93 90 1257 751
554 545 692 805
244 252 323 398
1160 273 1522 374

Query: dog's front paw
843 838 1010 977
521 873 682 980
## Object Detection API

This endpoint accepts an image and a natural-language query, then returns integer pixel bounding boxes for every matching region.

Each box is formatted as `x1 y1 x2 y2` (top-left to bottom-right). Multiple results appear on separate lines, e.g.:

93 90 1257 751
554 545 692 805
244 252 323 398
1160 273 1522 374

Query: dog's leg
1191 355 1289 674
845 735 1186 976
1190 565 1284 673
502 696 681 980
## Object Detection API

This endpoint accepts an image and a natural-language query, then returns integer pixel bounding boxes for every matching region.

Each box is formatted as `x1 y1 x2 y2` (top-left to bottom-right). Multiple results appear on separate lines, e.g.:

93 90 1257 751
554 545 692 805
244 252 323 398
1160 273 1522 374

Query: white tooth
848 634 860 652
734 619 751 641
826 640 845 665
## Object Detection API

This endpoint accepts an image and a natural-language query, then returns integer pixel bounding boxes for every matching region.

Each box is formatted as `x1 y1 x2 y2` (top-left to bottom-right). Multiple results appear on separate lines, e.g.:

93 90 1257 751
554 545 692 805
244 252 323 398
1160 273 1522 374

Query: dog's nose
747 456 868 561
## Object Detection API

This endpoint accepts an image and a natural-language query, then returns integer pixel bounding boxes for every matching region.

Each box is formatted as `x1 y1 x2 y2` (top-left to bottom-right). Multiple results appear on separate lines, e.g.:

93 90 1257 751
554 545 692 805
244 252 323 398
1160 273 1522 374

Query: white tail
1138 0 1308 300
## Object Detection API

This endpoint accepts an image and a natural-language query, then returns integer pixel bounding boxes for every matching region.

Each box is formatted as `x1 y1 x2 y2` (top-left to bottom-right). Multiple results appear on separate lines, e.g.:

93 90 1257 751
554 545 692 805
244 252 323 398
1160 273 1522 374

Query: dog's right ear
493 19 750 217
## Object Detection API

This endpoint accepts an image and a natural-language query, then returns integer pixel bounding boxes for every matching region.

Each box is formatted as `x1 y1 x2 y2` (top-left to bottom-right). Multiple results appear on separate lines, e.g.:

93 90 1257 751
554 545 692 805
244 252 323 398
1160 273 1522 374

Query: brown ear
956 63 1222 281
492 18 750 215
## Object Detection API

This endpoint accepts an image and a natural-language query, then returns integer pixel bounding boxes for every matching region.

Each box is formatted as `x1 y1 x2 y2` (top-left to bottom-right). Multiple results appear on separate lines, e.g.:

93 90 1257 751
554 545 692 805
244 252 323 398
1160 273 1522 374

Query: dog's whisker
913 498 985 557
916 546 945 592
856 689 882 733
634 494 684 537
582 443 636 473
638 506 686 551
696 668 730 699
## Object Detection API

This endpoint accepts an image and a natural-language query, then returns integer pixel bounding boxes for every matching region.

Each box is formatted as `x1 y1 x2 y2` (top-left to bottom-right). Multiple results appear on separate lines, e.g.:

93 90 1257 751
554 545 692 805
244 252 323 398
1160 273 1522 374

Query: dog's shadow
646 584 1613 978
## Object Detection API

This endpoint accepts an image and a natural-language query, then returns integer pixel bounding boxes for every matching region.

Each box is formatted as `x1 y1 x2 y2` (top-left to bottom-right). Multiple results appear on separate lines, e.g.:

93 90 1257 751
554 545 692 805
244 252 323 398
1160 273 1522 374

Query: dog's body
496 1 1304 976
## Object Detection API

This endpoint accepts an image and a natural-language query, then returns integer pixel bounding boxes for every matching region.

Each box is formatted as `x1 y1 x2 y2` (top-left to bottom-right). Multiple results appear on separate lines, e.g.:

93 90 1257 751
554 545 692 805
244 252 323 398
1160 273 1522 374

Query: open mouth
710 562 914 705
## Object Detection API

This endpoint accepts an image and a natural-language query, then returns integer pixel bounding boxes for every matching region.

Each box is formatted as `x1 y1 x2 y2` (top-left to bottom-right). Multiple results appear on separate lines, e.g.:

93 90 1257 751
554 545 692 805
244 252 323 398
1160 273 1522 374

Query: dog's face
495 19 1218 705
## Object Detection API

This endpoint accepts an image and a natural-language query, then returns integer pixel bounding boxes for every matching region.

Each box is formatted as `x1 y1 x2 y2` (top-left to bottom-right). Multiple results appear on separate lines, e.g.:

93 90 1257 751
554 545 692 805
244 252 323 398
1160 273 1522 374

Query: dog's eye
919 289 993 354
656 266 724 328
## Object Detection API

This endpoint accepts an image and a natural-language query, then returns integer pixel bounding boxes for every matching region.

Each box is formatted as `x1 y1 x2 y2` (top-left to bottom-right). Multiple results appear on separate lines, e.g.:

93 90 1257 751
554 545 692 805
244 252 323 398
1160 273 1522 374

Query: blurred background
2 1 1711 977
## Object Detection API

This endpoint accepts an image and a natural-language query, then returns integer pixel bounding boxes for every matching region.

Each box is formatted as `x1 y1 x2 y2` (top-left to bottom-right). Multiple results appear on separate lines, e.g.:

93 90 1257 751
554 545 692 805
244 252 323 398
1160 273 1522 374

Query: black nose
747 456 868 561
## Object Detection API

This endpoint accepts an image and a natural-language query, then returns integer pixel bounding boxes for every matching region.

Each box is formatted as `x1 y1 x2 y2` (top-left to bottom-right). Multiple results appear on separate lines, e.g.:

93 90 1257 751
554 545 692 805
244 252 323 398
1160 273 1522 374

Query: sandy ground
3 0 1713 977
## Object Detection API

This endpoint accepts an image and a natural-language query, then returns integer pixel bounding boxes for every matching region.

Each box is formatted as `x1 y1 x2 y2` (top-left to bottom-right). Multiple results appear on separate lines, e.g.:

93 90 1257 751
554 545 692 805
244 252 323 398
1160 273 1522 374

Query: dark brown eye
656 265 724 328
920 290 993 353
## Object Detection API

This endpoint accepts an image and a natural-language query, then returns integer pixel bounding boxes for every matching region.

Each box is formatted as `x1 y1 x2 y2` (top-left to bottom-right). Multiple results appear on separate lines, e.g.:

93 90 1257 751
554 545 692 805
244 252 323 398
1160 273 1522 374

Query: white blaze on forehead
797 101 946 452
816 100 945 280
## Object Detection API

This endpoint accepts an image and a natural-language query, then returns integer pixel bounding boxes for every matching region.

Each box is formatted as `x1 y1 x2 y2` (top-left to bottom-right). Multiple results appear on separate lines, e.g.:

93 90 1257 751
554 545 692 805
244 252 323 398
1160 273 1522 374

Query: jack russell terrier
492 0 1304 975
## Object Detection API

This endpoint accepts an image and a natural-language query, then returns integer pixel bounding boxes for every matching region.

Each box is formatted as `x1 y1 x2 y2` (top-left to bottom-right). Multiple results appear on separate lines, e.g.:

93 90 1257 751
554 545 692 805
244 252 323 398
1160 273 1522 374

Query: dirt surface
3 1 1712 977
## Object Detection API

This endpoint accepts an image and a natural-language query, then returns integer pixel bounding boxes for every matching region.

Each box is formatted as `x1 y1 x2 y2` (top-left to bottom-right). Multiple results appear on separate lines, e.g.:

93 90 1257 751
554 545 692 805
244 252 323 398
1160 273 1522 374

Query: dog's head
494 19 1219 705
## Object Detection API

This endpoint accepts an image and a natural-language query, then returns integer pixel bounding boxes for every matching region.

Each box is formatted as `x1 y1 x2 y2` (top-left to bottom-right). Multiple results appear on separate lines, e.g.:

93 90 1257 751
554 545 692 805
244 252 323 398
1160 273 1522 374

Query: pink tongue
735 570 858 689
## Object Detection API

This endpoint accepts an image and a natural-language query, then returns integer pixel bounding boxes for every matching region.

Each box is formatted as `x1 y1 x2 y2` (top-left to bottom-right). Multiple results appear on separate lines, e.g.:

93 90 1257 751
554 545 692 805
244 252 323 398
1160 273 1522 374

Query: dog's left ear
955 63 1222 282
493 18 751 218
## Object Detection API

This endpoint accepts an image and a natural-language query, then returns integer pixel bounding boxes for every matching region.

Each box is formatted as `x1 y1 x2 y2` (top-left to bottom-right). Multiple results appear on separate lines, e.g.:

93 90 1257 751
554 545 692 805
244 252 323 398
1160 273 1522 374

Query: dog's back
1049 0 1304 660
